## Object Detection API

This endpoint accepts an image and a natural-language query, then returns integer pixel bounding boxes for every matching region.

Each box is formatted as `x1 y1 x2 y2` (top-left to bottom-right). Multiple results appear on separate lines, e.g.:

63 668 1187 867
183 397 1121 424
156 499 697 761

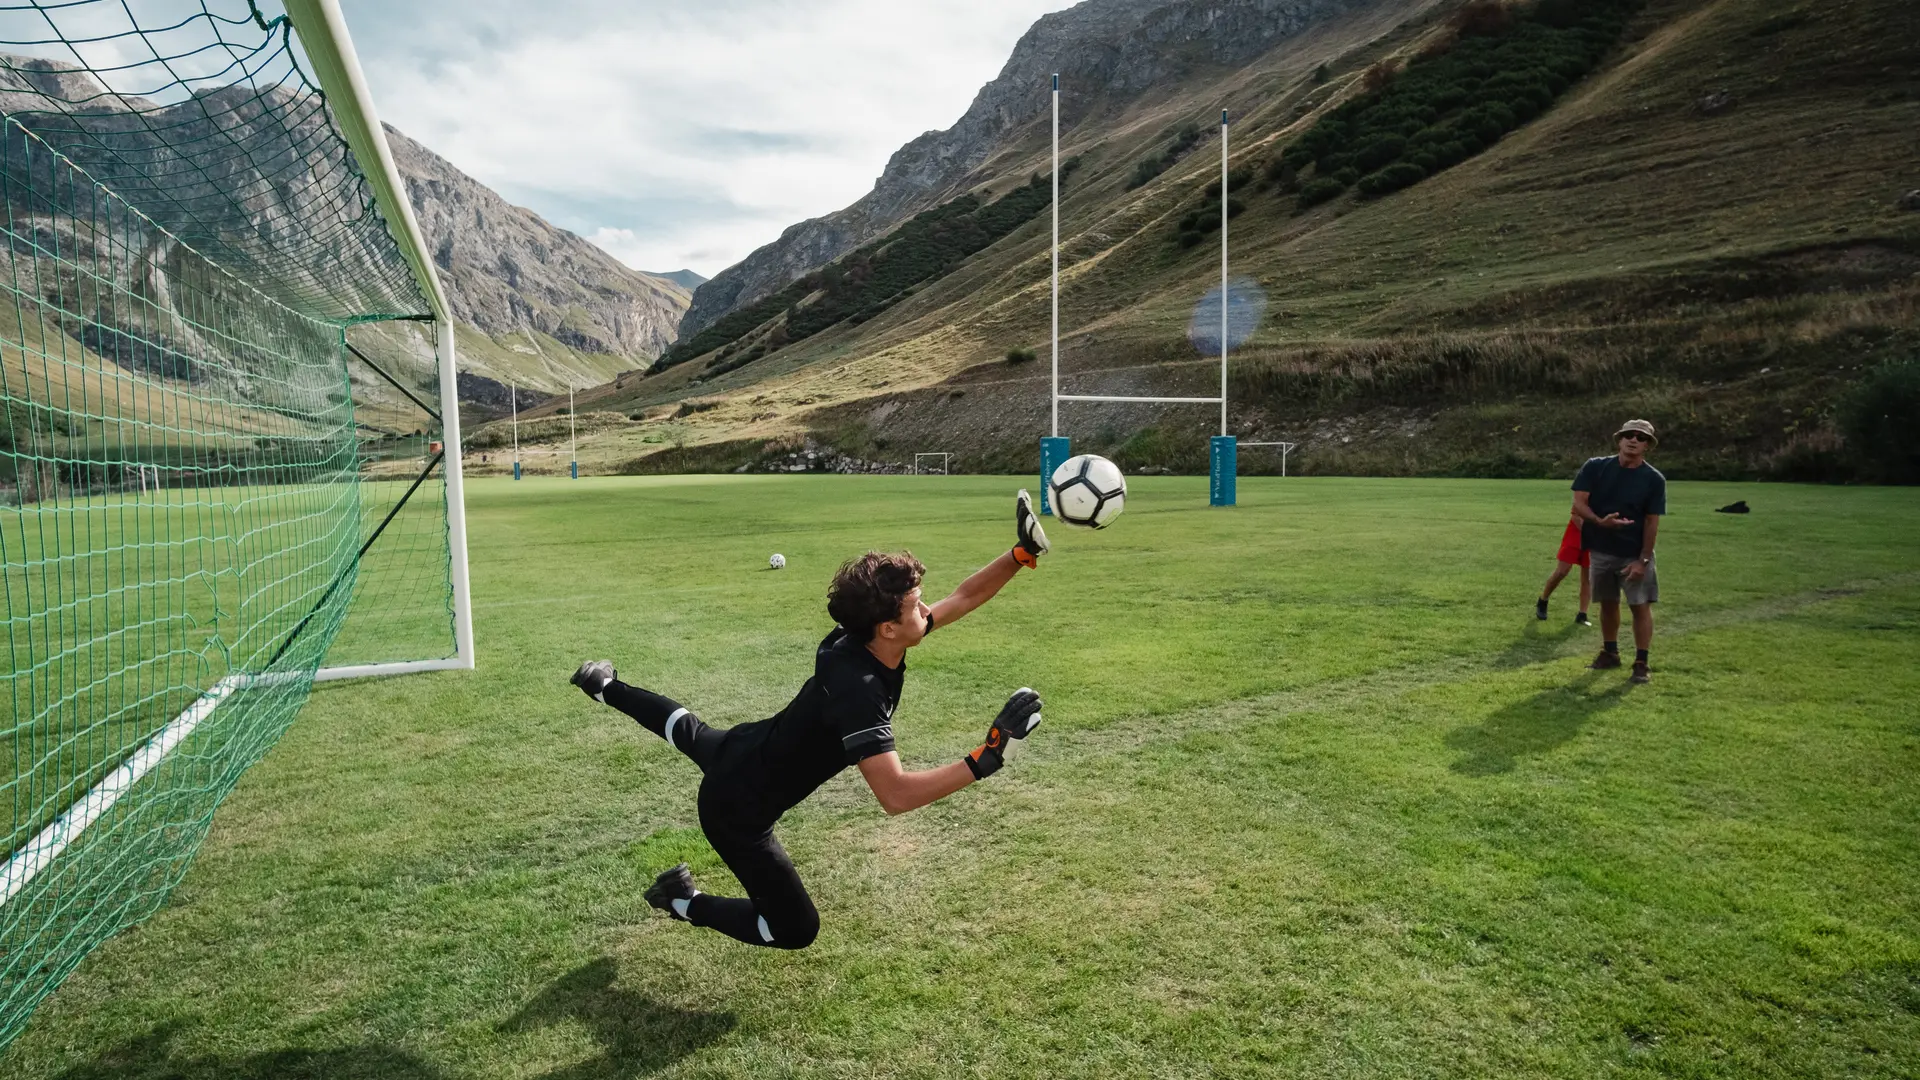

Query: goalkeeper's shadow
499 956 736 1078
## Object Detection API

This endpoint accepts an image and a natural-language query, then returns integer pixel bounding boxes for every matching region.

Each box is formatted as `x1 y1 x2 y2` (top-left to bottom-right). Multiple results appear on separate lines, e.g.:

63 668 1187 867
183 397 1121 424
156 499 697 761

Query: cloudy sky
336 0 1079 278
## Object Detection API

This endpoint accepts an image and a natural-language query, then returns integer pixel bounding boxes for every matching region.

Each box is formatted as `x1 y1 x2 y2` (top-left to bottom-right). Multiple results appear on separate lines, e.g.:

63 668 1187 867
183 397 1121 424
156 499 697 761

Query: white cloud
340 0 1079 277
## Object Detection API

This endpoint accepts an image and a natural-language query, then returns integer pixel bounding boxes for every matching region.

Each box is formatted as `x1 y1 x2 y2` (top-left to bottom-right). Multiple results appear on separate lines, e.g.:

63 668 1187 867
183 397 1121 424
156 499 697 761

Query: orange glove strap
1011 546 1038 570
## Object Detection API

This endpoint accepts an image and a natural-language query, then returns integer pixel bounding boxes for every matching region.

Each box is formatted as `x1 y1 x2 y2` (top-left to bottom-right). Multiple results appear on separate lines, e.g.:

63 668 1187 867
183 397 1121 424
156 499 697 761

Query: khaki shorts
1590 551 1658 605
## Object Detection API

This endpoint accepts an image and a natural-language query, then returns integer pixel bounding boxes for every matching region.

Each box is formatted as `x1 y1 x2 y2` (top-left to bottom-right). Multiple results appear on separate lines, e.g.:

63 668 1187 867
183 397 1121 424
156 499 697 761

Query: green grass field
5 475 1918 1079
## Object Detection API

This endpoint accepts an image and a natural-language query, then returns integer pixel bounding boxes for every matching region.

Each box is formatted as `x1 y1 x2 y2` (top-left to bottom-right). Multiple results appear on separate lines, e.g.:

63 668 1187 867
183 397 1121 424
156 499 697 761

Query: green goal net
0 0 463 1048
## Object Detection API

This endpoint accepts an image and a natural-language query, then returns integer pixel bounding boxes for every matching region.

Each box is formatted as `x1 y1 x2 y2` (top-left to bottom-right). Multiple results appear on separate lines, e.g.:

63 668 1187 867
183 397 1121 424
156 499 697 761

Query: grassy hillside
529 0 1920 481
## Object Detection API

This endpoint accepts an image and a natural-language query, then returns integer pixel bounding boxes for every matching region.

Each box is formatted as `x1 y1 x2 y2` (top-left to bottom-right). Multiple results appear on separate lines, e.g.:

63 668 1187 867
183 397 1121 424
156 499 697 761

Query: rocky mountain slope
677 0 1375 341
386 126 689 362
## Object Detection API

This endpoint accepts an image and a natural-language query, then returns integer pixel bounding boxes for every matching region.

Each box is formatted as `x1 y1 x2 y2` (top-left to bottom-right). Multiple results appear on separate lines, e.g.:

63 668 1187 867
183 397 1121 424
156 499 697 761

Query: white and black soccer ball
1048 454 1127 529
769 553 787 570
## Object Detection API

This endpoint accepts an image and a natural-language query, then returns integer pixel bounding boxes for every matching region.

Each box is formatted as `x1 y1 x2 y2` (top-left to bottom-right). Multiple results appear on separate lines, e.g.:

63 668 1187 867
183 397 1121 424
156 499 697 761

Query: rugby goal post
1044 81 1239 508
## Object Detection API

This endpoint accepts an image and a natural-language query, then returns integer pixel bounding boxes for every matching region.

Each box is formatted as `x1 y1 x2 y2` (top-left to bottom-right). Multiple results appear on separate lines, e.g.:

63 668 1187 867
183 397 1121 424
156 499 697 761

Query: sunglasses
1619 432 1651 443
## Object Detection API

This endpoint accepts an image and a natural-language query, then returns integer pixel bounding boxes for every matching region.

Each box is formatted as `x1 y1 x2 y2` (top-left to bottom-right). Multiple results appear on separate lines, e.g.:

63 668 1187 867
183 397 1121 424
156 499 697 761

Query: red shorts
1556 519 1589 568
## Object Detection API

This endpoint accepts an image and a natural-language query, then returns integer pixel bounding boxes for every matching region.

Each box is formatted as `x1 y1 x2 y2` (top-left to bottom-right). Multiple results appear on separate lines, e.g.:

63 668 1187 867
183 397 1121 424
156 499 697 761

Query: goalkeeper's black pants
599 680 820 950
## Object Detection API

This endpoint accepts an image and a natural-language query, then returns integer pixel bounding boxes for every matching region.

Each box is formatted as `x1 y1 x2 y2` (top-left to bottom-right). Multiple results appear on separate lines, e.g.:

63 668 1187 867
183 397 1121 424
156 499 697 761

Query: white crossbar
1056 395 1225 404
1 675 246 906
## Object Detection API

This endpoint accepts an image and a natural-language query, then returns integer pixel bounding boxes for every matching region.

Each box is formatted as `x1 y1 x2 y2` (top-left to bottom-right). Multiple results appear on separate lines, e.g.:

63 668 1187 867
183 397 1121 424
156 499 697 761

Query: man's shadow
499 956 735 1079
54 1023 444 1079
1488 618 1589 671
1444 672 1632 775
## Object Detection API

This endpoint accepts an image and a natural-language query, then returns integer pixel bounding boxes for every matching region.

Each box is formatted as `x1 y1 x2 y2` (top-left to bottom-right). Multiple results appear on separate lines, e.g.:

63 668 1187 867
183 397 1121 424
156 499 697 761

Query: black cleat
1574 611 1591 627
1535 598 1549 621
644 862 698 920
571 660 615 699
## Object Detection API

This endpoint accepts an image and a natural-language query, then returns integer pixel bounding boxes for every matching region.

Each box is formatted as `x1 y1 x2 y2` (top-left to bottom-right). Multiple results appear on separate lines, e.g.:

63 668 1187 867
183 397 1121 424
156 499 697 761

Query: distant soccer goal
914 452 953 475
0 0 469 1048
1241 441 1300 477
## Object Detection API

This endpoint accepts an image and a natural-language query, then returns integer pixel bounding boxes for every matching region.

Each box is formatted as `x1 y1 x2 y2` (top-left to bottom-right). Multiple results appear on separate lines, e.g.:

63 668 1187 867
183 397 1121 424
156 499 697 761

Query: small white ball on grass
769 553 786 570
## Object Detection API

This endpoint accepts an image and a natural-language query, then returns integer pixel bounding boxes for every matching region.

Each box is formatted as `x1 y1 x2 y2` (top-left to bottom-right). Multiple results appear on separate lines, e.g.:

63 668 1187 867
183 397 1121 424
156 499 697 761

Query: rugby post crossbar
285 0 474 680
1057 395 1225 404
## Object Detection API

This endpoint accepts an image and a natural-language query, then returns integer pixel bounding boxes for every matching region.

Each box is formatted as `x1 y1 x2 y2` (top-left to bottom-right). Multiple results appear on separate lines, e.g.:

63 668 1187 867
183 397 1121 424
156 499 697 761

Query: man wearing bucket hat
1570 419 1666 683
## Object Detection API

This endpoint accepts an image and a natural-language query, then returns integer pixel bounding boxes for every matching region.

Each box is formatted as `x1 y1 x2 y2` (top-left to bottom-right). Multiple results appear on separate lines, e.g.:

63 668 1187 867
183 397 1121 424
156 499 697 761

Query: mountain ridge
676 0 1376 342
386 124 689 362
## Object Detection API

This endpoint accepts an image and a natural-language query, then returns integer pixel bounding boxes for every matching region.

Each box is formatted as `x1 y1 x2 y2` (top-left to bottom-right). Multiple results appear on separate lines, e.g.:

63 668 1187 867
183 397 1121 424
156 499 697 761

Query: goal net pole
285 0 474 678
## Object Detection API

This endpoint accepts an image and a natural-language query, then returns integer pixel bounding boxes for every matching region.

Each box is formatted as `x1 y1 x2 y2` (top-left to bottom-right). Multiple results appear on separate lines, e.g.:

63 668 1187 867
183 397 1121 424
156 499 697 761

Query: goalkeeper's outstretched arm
928 490 1047 629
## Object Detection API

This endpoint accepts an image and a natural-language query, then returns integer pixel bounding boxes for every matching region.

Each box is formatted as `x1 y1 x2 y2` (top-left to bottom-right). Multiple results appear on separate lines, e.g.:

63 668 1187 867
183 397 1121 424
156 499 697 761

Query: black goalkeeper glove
1013 489 1049 569
965 687 1042 779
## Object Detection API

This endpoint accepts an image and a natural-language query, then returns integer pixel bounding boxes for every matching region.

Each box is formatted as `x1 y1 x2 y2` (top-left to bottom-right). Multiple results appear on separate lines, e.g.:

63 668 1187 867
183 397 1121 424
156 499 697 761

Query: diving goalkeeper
570 490 1052 950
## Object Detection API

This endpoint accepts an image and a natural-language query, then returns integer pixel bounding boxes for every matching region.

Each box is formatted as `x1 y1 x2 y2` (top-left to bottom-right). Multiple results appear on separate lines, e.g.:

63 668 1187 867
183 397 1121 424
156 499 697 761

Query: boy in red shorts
1535 516 1591 626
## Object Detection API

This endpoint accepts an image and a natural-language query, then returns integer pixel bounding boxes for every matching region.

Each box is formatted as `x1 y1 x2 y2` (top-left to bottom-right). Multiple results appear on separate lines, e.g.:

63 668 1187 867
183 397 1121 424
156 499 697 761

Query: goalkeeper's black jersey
715 627 902 821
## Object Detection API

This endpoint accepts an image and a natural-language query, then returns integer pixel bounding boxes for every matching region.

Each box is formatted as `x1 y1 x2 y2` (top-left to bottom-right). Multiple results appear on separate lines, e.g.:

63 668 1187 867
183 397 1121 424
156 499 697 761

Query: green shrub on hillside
1127 124 1205 190
1296 177 1347 208
1006 347 1037 365
1837 357 1920 483
1203 167 1255 200
1278 0 1639 211
1168 166 1254 246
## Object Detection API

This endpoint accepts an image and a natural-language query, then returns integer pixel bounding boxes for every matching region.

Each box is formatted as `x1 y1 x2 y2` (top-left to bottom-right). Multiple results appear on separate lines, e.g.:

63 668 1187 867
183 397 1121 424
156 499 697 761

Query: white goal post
913 453 953 475
286 0 475 681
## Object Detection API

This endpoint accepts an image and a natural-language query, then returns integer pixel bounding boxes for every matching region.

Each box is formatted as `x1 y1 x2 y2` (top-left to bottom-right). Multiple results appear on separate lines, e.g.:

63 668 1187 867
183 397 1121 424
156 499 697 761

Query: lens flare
1187 277 1268 355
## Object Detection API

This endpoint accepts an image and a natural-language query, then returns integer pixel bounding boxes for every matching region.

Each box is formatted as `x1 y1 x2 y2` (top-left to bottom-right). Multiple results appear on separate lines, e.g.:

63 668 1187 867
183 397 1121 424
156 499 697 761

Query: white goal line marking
1055 395 1225 404
0 673 265 906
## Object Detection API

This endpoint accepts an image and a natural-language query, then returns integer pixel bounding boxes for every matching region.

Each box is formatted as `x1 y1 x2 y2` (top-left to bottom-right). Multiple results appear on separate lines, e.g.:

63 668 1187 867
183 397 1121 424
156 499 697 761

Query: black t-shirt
713 627 902 821
1573 455 1667 558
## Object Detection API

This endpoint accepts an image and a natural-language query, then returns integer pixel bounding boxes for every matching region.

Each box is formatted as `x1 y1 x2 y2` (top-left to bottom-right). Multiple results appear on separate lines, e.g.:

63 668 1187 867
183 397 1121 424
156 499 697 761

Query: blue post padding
571 460 578 480
1210 436 1237 506
513 461 521 481
1039 437 1071 516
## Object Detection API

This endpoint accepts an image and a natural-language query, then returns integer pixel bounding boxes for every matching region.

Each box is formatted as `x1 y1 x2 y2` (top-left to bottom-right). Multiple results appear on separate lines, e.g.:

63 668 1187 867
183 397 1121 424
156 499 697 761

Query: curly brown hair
828 551 926 641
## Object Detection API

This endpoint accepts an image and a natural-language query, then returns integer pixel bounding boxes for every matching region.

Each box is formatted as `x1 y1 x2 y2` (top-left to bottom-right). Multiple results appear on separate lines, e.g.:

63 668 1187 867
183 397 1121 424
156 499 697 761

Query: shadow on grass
1489 617 1592 671
54 1022 443 1079
500 956 736 1079
1445 672 1632 775
55 959 732 1080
